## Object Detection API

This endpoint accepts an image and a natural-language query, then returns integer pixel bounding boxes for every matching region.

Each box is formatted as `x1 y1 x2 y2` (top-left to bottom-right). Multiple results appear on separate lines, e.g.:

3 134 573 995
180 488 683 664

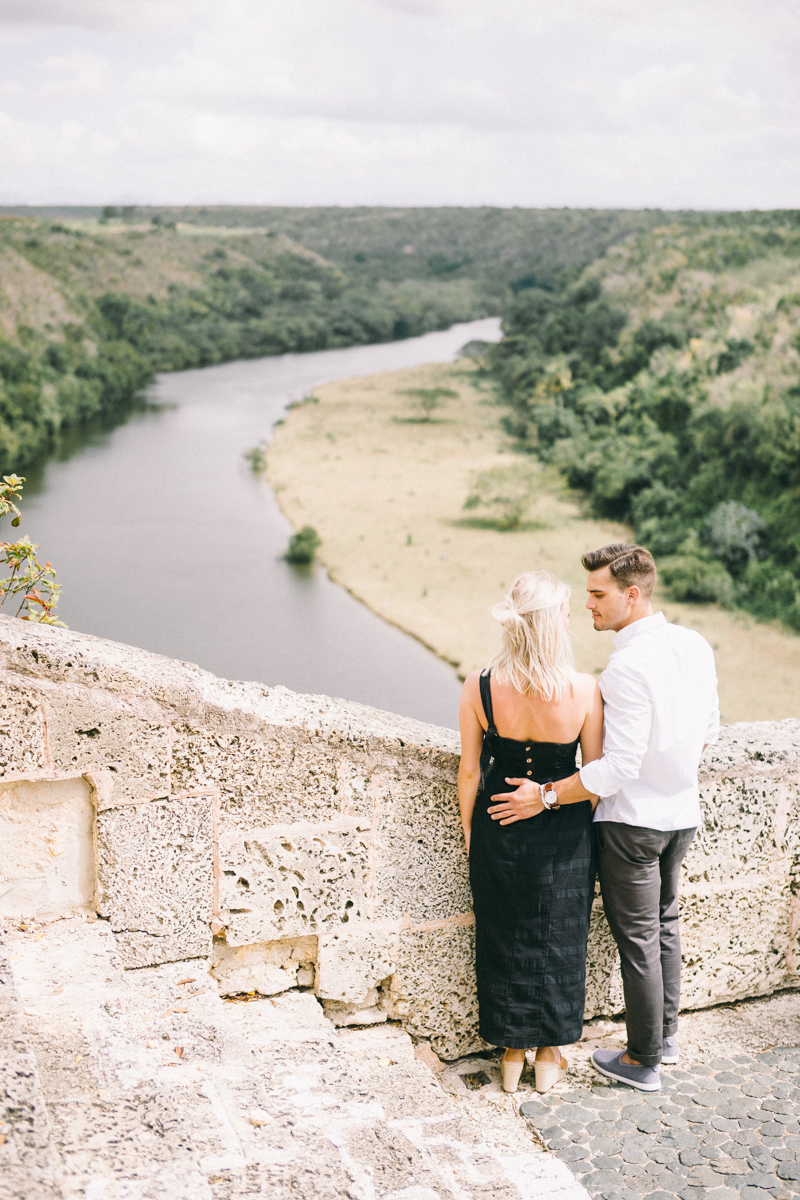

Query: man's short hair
581 543 657 598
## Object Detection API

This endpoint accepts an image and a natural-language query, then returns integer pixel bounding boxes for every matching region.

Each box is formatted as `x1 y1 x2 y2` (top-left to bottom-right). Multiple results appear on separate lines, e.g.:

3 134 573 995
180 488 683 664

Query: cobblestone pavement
518 1047 800 1200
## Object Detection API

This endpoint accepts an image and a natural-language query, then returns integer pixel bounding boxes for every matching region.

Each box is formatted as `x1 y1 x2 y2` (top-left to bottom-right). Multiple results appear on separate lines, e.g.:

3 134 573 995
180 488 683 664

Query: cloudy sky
0 0 797 209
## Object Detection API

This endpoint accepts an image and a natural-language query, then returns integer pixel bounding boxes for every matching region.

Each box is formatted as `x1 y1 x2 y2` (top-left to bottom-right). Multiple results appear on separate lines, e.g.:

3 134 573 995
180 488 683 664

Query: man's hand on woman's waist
488 774 598 824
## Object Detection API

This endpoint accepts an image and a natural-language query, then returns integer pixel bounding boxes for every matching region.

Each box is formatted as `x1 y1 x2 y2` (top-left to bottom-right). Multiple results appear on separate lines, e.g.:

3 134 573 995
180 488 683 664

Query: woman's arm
579 681 604 811
458 673 485 855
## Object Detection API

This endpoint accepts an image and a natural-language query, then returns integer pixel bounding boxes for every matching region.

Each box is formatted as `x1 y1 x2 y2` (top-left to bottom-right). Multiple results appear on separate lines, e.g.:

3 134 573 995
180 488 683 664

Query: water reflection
20 319 502 729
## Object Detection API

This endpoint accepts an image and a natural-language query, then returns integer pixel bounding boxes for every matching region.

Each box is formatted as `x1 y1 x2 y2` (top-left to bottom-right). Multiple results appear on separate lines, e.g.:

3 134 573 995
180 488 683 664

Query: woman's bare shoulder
460 671 483 703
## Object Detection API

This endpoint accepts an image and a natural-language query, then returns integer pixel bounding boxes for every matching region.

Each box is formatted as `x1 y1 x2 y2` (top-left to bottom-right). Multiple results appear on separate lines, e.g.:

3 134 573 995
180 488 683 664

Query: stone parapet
0 616 797 1057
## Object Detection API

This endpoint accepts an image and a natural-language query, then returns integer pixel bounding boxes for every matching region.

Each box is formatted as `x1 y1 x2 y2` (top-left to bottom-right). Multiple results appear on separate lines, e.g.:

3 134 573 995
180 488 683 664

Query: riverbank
267 359 800 723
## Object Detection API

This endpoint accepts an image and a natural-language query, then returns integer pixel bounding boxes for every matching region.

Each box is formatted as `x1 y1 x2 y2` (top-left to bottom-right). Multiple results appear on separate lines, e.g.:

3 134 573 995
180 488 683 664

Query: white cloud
35 50 108 98
0 0 798 207
0 0 190 32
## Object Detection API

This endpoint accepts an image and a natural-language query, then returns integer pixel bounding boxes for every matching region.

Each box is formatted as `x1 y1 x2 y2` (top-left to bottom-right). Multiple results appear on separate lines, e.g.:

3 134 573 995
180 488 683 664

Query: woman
459 570 602 1094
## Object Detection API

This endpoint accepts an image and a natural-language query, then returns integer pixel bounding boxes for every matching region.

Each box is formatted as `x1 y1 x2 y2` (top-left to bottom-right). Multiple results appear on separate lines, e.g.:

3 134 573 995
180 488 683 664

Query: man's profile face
586 566 636 632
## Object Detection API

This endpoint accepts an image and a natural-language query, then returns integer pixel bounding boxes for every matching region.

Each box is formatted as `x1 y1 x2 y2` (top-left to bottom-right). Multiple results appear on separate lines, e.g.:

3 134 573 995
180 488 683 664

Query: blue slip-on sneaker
591 1048 661 1091
662 1036 679 1065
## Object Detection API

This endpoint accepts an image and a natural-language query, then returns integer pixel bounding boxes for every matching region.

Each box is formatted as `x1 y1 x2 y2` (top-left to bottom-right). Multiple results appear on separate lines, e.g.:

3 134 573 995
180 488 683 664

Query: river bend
22 319 502 729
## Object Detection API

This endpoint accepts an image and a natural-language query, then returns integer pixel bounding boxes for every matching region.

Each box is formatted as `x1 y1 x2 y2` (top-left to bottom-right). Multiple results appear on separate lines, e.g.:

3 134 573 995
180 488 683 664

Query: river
21 318 502 730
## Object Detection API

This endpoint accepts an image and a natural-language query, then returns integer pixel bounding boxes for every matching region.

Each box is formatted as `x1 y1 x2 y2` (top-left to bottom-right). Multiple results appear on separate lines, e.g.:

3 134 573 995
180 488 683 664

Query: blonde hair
490 570 576 701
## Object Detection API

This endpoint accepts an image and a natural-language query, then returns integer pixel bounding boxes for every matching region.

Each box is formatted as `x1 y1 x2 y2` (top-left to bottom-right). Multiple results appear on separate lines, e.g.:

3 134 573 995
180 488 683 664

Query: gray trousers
595 822 697 1067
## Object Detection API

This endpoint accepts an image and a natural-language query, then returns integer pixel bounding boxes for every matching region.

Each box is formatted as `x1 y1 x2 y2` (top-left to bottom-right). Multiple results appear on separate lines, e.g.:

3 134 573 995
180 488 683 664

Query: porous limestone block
218 820 371 945
390 921 486 1059
373 773 470 923
678 878 792 1008
0 778 95 920
584 902 624 1018
315 926 397 1003
322 986 389 1026
171 718 355 828
210 935 317 996
0 686 45 777
689 772 800 884
96 793 213 967
47 695 169 805
706 718 800 775
335 1023 416 1067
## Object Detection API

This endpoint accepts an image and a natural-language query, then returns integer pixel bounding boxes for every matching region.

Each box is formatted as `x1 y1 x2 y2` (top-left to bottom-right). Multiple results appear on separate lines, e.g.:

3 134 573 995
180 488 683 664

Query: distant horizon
1 202 797 215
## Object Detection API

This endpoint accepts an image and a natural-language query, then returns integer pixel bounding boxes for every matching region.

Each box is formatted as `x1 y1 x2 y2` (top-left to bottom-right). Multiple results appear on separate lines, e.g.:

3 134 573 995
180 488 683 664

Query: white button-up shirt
579 611 720 831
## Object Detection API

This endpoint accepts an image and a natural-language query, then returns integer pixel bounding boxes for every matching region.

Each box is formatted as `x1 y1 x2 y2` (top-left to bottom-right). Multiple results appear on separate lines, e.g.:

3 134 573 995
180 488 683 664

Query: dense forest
486 212 800 629
0 212 497 471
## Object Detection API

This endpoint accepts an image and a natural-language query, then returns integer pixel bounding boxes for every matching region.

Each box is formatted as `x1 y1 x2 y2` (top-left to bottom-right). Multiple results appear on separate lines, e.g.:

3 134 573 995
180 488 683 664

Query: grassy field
268 360 800 725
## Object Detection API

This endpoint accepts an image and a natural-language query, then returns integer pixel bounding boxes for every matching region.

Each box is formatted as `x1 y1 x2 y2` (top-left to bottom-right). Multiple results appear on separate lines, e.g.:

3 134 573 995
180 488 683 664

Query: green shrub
244 441 269 472
659 553 736 605
463 464 537 530
285 525 321 565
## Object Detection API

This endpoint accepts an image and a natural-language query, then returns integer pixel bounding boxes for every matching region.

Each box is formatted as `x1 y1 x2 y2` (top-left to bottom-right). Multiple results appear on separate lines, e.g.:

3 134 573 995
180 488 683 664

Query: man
489 543 719 1092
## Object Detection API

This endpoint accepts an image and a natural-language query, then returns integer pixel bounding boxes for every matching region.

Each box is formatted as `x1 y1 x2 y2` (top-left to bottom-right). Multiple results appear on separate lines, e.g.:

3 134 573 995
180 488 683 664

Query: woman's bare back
480 671 597 743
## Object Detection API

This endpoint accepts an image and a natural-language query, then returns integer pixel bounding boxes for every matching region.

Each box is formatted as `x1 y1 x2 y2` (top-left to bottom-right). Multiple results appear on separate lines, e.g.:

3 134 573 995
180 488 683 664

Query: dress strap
479 669 498 737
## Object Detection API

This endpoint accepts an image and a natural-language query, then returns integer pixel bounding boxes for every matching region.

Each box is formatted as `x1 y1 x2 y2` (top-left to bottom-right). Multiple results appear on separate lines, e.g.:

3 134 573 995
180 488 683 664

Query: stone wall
0 616 798 1058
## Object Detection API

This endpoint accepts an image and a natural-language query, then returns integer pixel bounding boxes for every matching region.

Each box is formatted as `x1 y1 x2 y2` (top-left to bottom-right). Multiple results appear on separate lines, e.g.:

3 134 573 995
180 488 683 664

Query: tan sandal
534 1054 568 1093
500 1051 526 1093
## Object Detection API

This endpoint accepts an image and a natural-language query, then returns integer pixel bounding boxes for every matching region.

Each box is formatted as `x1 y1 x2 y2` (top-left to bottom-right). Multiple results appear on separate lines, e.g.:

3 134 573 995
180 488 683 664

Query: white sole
591 1059 661 1092
661 1054 679 1065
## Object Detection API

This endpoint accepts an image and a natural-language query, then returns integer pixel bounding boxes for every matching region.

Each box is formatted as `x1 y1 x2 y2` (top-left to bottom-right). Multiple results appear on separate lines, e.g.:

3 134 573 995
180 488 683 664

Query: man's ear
627 585 641 605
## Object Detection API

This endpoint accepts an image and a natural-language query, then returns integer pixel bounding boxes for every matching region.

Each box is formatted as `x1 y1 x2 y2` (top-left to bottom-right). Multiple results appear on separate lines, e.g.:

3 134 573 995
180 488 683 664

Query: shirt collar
611 611 666 650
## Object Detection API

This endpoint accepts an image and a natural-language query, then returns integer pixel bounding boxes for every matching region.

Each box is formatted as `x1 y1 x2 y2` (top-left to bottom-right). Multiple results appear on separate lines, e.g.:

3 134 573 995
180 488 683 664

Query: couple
458 543 719 1095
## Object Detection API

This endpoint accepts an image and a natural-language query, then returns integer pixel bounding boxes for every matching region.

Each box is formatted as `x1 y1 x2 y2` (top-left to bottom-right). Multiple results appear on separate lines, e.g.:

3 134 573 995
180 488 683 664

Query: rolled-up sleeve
579 664 653 798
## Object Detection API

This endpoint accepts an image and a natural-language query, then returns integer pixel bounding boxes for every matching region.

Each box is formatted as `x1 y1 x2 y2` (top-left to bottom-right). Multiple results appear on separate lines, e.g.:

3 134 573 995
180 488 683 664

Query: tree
285 525 321 565
701 501 765 576
463 464 537 531
244 441 268 472
399 387 458 422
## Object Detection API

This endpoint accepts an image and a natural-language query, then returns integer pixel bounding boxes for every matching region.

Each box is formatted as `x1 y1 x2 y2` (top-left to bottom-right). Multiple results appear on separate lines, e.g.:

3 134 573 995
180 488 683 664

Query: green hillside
105 205 675 294
487 213 800 629
0 215 487 472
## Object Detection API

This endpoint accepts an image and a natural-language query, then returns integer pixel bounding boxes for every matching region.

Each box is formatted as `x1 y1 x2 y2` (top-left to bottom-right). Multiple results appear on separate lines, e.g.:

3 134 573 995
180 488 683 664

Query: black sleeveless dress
469 670 596 1049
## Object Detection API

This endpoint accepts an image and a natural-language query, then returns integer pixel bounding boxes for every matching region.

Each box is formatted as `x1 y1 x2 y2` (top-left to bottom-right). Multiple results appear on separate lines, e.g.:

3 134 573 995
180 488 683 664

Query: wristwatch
540 782 561 811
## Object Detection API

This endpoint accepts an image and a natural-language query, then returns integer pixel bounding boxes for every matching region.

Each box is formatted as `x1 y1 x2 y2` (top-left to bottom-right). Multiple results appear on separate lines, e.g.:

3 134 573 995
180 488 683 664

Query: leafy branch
0 476 64 625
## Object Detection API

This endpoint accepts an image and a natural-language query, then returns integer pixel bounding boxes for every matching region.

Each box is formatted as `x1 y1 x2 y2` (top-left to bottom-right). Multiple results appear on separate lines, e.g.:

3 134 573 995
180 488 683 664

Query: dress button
527 770 532 776
525 746 530 751
526 758 532 763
